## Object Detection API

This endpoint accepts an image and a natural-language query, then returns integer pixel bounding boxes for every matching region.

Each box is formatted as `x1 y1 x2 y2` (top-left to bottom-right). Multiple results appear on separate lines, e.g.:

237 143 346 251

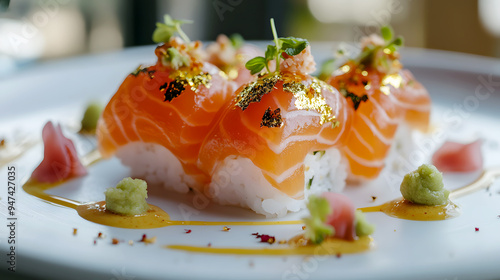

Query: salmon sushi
97 34 236 193
197 24 353 217
326 29 431 181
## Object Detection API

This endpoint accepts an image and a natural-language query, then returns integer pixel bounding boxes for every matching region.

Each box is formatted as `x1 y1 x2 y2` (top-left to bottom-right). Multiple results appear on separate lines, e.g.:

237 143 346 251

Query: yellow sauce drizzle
23 180 302 229
358 167 500 221
167 235 373 256
359 199 460 221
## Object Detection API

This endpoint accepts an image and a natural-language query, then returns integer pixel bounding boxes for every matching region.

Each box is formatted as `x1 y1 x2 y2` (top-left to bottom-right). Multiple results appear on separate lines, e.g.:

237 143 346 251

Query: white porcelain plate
0 44 500 280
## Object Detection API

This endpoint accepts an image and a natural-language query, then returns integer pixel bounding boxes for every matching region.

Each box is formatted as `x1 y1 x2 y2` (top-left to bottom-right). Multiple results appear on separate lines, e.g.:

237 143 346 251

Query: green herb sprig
357 25 404 65
152 14 192 44
229 33 244 49
245 18 309 75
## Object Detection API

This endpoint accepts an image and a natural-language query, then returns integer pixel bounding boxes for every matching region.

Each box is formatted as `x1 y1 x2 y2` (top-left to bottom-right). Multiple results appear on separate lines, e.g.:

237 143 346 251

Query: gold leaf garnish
382 73 403 89
161 70 212 102
235 73 280 110
283 76 338 126
261 107 282 128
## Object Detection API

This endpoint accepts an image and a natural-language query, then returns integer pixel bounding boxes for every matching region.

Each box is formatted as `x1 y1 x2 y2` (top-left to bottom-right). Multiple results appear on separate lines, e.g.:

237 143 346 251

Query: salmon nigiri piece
326 28 431 181
198 34 352 217
97 36 235 193
328 61 402 181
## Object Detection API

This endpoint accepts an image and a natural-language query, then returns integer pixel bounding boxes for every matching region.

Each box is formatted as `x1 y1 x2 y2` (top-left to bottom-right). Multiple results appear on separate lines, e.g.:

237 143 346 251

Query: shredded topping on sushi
206 34 246 79
149 15 213 102
261 107 282 128
356 26 403 75
281 45 316 74
155 37 205 71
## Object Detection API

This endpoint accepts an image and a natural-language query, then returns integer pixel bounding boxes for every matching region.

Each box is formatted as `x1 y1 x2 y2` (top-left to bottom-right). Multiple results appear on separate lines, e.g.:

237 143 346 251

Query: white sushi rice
116 142 347 218
388 124 441 176
208 147 346 218
116 142 194 194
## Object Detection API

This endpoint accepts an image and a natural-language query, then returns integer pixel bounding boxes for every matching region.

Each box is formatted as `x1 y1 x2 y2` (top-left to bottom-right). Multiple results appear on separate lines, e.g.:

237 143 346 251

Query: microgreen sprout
245 18 309 75
152 14 192 44
357 25 403 65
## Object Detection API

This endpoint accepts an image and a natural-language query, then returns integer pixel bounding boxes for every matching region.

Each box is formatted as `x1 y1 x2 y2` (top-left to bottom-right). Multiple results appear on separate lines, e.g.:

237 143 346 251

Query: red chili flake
259 234 276 244
72 228 77 235
336 253 342 258
185 229 192 234
112 238 120 245
475 227 479 232
251 232 259 236
97 232 103 239
140 234 147 242
302 226 306 230
223 226 231 231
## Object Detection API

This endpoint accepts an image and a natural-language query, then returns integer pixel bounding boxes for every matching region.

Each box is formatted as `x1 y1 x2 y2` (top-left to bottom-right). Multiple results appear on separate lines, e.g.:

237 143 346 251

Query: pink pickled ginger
31 122 87 183
321 192 356 241
432 139 483 172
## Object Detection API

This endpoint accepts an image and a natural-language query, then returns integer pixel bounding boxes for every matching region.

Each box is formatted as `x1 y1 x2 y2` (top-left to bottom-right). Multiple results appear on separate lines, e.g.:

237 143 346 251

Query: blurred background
1 0 500 74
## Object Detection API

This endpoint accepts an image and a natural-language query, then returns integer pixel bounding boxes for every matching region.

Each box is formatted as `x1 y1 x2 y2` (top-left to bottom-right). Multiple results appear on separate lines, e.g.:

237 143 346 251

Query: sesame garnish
185 229 192 234
128 240 134 246
475 227 479 232
223 226 231 231
112 238 120 245
261 107 282 128
302 226 306 230
278 240 287 244
72 228 77 235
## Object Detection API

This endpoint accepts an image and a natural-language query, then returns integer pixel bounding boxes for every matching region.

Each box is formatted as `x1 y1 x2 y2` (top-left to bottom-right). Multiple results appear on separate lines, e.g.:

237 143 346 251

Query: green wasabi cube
80 102 103 132
105 177 149 215
400 164 450 206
